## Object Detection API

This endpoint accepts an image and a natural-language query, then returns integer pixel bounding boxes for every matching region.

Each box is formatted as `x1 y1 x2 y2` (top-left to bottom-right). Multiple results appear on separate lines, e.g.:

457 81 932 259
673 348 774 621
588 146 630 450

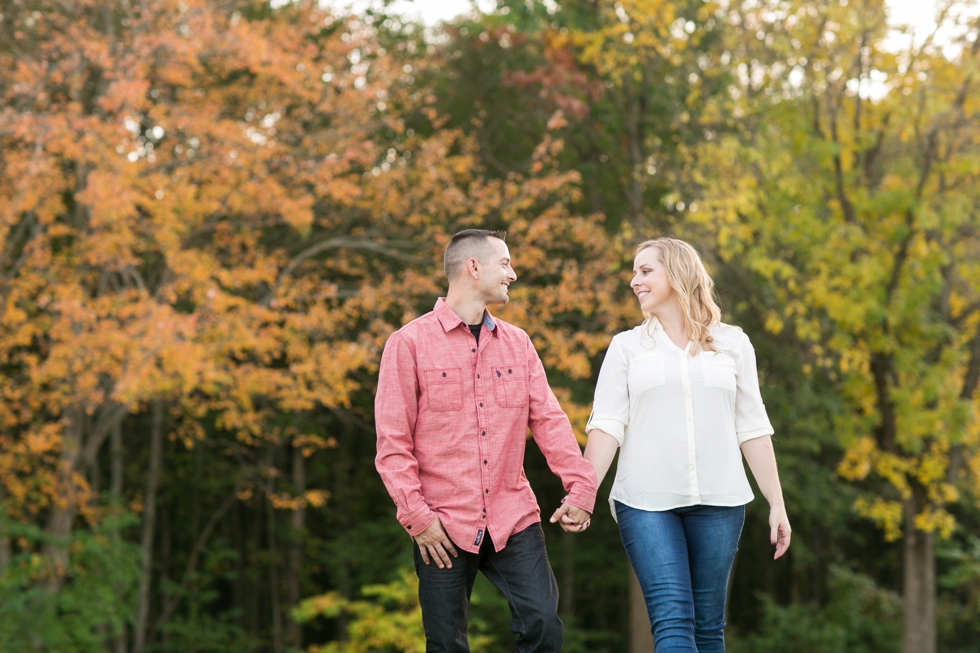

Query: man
375 229 597 652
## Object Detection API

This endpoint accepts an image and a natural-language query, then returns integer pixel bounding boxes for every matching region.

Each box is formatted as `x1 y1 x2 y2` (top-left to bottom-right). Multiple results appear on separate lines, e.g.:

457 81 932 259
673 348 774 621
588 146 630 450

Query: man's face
477 238 517 305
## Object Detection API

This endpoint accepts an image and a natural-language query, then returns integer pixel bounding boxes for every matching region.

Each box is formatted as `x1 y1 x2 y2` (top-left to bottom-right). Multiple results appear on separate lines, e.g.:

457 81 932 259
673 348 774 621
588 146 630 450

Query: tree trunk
249 495 261 642
111 421 124 505
335 422 351 640
0 484 11 570
43 404 85 592
287 445 306 648
267 447 284 653
188 444 202 653
160 500 172 649
902 495 936 653
629 565 653 653
111 421 128 653
133 401 165 653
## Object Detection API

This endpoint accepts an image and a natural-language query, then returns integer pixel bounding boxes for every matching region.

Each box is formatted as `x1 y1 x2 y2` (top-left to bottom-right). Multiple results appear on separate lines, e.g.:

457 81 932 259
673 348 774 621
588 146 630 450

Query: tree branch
261 236 425 305
149 480 243 642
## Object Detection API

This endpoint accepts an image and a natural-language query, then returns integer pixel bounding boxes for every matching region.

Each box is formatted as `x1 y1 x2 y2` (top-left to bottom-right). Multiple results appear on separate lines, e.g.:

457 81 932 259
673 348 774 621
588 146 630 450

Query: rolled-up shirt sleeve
374 332 436 536
525 335 598 514
585 335 629 446
733 333 774 445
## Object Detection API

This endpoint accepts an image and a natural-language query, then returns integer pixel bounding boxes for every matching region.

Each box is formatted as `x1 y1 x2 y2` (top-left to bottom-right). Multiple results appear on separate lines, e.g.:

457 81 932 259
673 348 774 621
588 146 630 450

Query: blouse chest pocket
424 368 463 412
493 364 528 408
702 353 737 394
628 352 665 397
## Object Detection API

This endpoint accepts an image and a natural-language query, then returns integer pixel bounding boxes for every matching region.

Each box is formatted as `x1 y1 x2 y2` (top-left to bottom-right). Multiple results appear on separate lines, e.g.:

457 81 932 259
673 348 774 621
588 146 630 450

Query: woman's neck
653 303 690 350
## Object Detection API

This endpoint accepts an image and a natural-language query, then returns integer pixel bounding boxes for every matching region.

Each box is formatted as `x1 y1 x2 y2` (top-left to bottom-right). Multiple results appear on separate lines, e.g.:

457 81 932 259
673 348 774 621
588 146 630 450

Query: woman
584 237 791 652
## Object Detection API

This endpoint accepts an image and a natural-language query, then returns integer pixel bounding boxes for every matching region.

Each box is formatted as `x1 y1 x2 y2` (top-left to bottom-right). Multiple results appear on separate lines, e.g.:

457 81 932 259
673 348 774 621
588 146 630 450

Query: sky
310 0 979 64
325 0 949 38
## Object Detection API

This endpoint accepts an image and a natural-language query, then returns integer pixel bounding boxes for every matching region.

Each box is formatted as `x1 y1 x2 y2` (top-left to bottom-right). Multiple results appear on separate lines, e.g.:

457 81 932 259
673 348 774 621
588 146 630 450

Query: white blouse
586 319 774 518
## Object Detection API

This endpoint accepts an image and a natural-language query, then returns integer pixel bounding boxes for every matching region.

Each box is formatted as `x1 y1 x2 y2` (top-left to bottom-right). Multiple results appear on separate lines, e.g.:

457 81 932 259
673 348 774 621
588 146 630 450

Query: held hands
770 504 792 560
549 497 592 533
414 516 459 569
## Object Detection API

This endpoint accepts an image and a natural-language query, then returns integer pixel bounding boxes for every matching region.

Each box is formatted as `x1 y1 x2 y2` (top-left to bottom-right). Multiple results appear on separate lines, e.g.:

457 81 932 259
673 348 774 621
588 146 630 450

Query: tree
691 2 980 651
0 1 631 649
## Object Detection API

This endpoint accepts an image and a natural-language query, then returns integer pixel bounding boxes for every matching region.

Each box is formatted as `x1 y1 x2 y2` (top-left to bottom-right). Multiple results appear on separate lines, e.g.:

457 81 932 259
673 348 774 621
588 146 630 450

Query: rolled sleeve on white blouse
733 333 775 445
585 335 629 445
588 320 774 518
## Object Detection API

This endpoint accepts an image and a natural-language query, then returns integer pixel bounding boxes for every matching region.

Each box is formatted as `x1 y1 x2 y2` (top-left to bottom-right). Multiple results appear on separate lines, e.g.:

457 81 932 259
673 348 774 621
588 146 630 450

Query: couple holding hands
375 230 791 652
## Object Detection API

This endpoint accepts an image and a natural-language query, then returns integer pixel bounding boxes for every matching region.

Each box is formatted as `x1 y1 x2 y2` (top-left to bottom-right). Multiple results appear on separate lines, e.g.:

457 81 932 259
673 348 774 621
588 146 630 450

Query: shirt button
485 489 489 494
407 525 412 530
479 402 483 407
477 374 480 379
472 348 476 353
483 460 488 464
482 431 486 436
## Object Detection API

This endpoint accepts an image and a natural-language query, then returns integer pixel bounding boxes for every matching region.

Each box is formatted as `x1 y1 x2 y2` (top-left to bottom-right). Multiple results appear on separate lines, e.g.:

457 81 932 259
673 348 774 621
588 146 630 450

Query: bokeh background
1 0 980 652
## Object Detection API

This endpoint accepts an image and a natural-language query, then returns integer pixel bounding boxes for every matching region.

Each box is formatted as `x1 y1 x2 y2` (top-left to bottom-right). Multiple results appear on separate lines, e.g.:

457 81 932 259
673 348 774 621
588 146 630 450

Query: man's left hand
549 500 591 532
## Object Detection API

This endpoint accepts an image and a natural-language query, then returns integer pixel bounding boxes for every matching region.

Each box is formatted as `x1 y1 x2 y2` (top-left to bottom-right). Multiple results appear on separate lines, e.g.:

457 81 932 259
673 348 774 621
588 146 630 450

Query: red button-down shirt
375 298 597 553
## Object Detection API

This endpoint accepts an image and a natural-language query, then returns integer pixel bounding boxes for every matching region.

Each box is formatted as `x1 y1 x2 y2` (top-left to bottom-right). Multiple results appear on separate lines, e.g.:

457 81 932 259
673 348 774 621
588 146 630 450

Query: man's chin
487 294 510 306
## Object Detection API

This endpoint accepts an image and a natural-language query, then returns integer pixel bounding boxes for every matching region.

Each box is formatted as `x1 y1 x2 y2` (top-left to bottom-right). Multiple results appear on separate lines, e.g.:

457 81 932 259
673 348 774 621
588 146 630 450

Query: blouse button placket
678 350 701 502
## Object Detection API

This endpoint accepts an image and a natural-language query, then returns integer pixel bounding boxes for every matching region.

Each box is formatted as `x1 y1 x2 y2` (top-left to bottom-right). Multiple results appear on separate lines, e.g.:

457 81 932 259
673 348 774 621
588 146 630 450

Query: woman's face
631 246 674 314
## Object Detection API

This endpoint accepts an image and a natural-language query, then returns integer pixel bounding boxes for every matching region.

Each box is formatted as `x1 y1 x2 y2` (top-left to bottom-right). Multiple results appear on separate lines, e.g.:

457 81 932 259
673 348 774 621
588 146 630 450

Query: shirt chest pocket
493 365 528 408
702 353 737 394
424 368 463 412
628 352 665 397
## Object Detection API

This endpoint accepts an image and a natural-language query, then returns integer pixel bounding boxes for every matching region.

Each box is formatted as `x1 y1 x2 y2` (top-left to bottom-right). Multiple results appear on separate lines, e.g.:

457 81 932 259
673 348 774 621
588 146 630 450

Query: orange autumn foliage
0 0 630 581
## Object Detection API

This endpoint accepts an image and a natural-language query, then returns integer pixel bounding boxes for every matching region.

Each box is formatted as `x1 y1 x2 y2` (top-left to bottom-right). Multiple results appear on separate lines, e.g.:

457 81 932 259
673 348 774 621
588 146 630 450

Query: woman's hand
769 503 791 559
740 436 791 560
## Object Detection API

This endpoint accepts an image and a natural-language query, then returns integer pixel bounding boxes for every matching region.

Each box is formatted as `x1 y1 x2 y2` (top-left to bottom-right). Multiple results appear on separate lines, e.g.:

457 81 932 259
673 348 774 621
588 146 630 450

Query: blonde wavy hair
635 237 722 355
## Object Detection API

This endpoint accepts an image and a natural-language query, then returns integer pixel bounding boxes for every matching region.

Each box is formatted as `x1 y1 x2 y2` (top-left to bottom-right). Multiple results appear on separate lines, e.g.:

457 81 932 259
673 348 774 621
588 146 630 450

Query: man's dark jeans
413 522 562 653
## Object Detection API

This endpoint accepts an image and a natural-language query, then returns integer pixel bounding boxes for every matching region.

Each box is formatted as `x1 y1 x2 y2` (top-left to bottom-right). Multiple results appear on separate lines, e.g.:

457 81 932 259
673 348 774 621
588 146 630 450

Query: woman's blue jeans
616 501 745 653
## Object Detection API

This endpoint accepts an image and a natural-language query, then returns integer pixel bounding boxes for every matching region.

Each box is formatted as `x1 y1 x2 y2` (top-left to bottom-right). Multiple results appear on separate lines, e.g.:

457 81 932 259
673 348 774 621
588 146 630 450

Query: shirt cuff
585 418 625 446
736 424 774 445
399 503 436 536
565 486 597 514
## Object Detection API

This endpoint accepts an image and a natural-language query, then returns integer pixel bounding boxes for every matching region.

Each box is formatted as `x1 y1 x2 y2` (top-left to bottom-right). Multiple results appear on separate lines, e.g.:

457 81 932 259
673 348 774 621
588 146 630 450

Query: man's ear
466 258 480 278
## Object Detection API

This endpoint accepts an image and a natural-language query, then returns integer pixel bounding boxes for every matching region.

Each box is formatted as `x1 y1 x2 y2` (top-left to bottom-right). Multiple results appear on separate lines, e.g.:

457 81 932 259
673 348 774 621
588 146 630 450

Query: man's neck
445 291 488 325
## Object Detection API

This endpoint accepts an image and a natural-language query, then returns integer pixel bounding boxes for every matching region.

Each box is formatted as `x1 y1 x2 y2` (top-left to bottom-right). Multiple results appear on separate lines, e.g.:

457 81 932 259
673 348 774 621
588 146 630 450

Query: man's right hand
414 516 459 569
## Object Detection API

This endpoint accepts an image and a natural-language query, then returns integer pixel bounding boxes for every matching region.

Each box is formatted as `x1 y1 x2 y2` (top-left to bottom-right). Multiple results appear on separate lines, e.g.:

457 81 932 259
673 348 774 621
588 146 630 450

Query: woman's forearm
739 435 785 508
584 429 619 487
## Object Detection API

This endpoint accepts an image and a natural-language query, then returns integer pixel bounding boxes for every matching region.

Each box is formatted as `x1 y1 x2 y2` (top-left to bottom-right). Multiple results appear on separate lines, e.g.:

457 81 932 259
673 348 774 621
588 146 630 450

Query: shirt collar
434 297 498 335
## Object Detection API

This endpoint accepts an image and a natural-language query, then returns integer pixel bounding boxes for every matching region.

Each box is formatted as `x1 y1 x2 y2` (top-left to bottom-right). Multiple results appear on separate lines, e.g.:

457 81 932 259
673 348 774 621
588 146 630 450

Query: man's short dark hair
444 229 508 281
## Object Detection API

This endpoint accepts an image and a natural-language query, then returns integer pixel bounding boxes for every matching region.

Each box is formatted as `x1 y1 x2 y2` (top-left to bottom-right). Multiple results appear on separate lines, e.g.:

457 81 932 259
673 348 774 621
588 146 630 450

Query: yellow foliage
914 507 956 539
874 454 912 500
854 498 903 542
688 0 980 549
837 437 875 482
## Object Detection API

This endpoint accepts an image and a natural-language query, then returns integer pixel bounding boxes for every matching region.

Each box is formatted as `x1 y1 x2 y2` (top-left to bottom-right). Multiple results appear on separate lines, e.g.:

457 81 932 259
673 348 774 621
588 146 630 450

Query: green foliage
0 514 140 653
937 533 980 651
729 566 902 653
292 569 493 653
